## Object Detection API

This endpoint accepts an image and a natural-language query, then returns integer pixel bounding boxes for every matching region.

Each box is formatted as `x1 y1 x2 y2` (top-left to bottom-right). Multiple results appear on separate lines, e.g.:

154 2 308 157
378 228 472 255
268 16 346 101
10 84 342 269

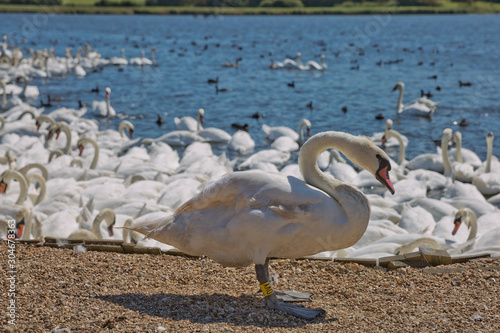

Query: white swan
77 136 99 169
448 131 482 169
392 82 437 117
262 118 311 144
174 108 204 132
227 130 255 155
131 131 395 319
472 133 500 196
196 110 232 143
46 122 73 155
68 208 116 240
305 54 327 71
92 87 116 117
129 50 153 66
110 48 128 66
438 128 475 182
406 127 451 173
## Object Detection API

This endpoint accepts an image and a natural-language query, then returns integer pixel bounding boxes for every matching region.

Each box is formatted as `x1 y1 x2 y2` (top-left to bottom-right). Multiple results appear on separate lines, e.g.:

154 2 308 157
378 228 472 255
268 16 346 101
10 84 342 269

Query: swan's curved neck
26 173 46 205
2 170 28 205
20 209 33 241
0 115 5 131
92 210 115 239
454 133 463 163
79 137 99 169
298 132 370 244
486 137 493 173
59 124 72 155
298 121 305 144
396 87 404 111
386 129 406 164
441 131 452 177
1 81 6 109
197 112 203 132
106 94 111 117
19 163 49 181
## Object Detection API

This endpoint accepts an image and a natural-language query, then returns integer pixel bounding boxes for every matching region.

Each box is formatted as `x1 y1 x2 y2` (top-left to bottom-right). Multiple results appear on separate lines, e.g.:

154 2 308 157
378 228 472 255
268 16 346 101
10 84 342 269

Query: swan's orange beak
36 121 41 131
129 129 134 139
381 135 387 147
306 128 311 137
376 156 395 195
56 129 61 139
105 92 110 99
452 218 461 236
0 180 7 194
16 220 25 239
200 115 204 124
78 145 84 156
108 220 115 237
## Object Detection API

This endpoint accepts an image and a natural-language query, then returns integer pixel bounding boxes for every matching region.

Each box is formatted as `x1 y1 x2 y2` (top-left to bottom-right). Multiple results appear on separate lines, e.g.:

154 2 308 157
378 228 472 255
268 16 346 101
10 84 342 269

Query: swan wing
133 170 346 266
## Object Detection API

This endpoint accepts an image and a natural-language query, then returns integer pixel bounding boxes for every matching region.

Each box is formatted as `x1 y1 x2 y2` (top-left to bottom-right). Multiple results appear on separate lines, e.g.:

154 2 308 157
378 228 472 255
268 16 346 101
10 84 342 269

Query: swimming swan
392 82 437 117
131 131 395 320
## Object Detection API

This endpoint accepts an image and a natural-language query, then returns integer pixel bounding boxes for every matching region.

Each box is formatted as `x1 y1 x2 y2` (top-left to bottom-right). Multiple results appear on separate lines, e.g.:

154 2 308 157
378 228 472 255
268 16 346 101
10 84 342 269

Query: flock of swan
2 35 500 319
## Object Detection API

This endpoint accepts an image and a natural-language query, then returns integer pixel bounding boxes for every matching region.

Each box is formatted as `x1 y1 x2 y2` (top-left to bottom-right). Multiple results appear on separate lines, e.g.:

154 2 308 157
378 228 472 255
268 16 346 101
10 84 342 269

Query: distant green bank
1 0 500 14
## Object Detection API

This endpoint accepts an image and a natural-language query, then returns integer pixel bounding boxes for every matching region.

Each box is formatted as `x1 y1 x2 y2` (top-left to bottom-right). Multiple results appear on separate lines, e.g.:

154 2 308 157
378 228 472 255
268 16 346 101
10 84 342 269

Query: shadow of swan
98 292 336 327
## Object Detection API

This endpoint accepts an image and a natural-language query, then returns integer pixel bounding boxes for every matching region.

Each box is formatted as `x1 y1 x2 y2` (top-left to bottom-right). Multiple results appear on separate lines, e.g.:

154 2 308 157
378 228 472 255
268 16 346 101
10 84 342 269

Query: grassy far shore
1 1 500 14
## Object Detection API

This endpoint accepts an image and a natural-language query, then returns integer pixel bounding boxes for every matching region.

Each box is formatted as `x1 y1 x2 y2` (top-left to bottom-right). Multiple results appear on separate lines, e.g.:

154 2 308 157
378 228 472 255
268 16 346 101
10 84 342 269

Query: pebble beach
2 242 499 332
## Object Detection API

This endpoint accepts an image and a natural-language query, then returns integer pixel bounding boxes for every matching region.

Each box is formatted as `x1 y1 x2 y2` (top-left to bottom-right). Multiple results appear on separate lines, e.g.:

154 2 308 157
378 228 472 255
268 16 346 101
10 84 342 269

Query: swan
131 131 395 319
270 136 299 153
237 149 291 170
92 87 116 118
282 52 303 70
397 206 436 235
439 128 475 182
392 82 437 117
129 50 151 66
0 169 28 206
142 130 205 147
46 122 73 155
110 48 128 66
305 54 327 71
324 149 358 183
449 208 500 253
382 128 407 165
371 119 408 148
448 131 482 169
262 118 311 144
174 108 204 132
77 137 99 169
68 208 116 240
197 113 232 144
227 130 255 155
406 127 452 173
472 133 500 196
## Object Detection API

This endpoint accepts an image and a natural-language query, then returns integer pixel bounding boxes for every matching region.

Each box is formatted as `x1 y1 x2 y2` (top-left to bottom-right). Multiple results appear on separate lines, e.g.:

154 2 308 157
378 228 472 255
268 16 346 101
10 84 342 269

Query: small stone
157 326 166 332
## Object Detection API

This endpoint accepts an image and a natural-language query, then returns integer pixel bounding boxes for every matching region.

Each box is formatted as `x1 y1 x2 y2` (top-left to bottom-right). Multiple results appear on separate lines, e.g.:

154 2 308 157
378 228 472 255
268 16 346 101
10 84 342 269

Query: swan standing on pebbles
92 87 116 118
392 82 437 117
131 131 395 320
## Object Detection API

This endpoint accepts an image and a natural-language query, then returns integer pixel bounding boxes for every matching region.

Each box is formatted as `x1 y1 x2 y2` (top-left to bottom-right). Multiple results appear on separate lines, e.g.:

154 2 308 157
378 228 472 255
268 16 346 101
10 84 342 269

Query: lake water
2 13 500 161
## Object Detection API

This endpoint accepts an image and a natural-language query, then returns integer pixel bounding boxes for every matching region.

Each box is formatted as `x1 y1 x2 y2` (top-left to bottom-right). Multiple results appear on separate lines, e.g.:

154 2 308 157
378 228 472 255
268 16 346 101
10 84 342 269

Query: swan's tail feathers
130 215 174 240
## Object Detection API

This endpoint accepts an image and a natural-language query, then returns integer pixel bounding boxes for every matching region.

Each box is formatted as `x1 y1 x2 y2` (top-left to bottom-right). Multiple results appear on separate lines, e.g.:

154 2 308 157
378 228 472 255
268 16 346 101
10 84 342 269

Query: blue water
2 13 500 160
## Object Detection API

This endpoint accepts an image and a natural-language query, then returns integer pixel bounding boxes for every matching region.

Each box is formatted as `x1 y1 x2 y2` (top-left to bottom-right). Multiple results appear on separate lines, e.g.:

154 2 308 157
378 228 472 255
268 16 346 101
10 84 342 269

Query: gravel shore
1 242 499 332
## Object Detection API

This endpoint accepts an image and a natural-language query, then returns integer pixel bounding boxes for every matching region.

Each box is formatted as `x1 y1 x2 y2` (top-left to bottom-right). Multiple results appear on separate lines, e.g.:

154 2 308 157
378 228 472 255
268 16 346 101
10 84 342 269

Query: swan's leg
255 260 325 320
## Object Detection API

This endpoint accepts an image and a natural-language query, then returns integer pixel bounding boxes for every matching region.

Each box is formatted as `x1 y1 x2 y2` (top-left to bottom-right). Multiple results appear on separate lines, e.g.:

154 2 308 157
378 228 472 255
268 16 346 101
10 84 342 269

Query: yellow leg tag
260 282 274 297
